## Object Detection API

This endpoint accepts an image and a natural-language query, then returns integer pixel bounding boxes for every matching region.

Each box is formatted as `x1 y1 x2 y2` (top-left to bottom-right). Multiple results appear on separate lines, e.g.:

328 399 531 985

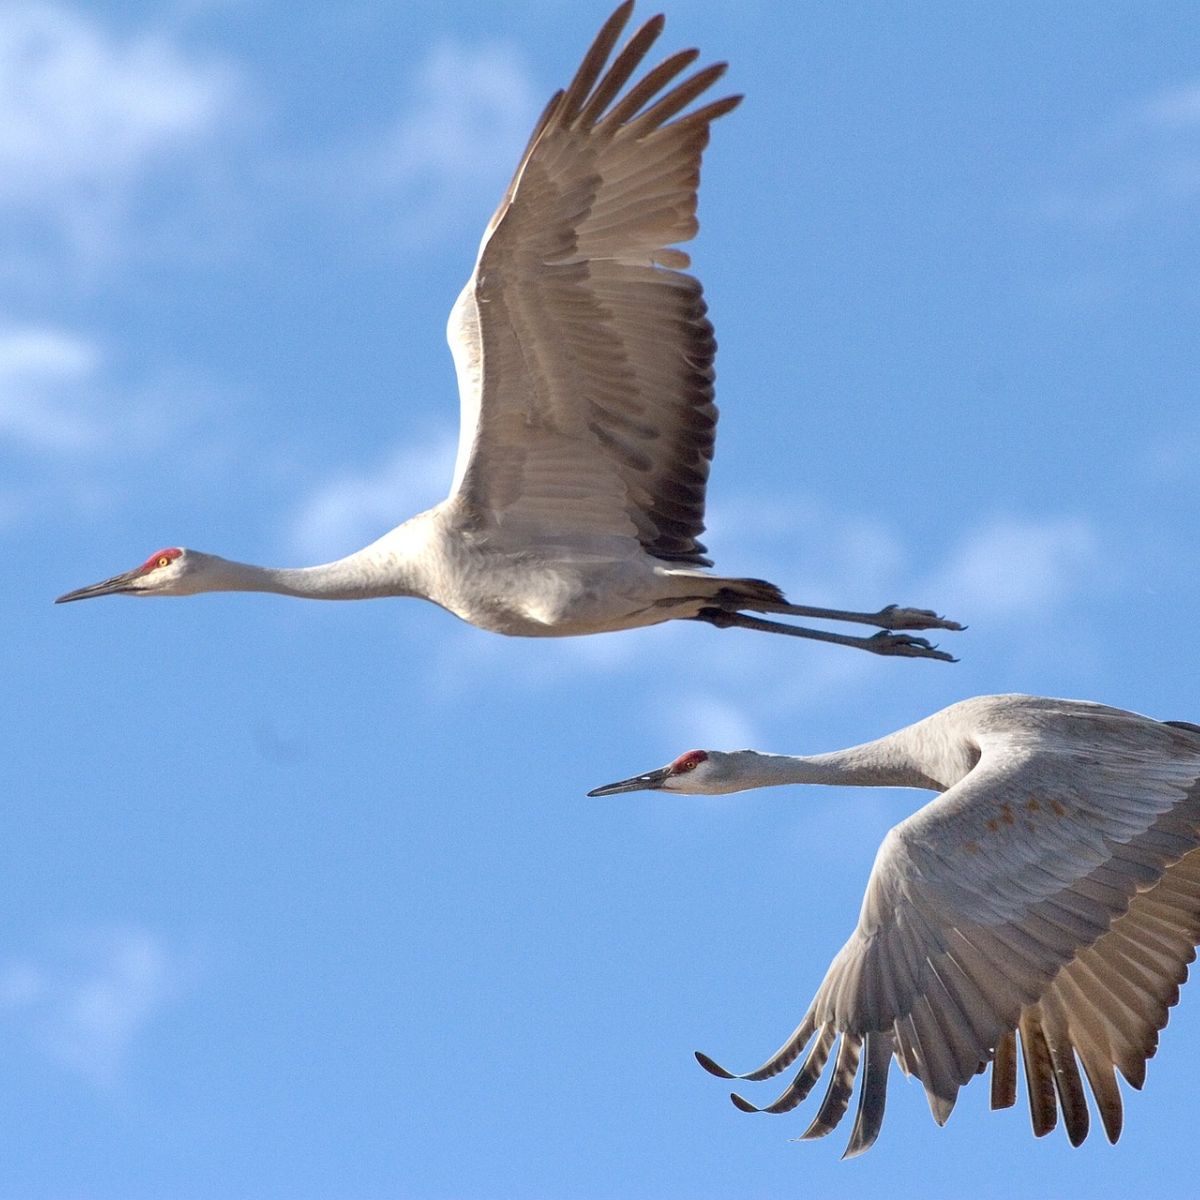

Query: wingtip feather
695 1050 735 1079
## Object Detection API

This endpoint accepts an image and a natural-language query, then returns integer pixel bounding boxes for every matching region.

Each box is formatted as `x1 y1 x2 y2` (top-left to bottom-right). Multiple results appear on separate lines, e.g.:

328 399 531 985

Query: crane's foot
874 604 965 632
864 630 957 661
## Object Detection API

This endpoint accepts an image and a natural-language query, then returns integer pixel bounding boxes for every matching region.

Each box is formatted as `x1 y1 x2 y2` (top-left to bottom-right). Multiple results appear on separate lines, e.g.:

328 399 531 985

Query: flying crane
57 3 961 660
590 694 1200 1153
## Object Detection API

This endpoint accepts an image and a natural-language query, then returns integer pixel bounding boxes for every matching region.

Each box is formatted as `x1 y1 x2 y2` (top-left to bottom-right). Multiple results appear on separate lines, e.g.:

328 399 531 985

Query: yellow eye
682 760 697 770
157 556 170 568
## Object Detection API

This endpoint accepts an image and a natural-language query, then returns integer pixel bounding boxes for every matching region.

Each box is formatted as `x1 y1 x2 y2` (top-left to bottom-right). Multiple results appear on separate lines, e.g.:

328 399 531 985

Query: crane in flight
588 694 1200 1154
56 2 961 660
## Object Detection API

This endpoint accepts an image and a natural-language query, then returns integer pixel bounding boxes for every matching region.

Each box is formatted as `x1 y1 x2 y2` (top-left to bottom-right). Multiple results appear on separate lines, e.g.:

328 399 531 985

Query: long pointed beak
586 765 672 797
55 568 143 604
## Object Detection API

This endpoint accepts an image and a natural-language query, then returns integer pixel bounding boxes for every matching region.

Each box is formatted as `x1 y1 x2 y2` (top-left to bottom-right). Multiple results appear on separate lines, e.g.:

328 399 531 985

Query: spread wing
444 1 739 565
701 720 1200 1156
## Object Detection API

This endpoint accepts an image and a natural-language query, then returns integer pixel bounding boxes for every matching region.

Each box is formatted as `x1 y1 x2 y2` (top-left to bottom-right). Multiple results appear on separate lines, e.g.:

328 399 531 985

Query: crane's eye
682 759 698 770
156 556 171 569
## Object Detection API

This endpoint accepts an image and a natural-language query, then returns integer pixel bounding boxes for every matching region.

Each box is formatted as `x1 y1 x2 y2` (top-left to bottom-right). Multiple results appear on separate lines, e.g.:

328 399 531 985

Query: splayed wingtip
694 1050 735 1079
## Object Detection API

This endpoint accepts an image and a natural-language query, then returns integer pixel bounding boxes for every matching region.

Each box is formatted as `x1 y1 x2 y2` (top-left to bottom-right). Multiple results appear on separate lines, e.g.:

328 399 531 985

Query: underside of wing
700 725 1200 1155
446 2 740 565
989 841 1200 1146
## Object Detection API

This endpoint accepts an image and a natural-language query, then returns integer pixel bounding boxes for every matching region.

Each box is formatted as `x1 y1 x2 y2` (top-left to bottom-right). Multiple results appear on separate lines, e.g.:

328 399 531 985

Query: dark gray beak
586 765 672 797
55 568 143 604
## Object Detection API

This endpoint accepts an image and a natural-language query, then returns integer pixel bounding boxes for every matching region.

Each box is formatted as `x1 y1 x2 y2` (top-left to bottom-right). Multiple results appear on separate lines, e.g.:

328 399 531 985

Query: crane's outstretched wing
701 717 1200 1156
444 1 739 566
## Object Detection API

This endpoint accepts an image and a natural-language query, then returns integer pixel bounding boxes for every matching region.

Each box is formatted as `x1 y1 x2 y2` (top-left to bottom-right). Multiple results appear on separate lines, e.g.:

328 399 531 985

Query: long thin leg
695 609 957 661
744 600 964 633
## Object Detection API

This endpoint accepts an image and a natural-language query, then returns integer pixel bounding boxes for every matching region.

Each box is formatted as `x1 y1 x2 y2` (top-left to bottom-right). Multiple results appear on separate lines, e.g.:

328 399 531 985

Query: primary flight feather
57 3 961 660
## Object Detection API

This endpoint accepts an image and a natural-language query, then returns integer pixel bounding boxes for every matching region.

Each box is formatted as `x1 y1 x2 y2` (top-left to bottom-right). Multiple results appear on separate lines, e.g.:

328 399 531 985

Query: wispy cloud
0 325 102 450
658 694 764 751
647 511 1104 730
918 514 1101 622
0 321 202 458
702 493 908 608
0 1 241 269
335 38 541 246
0 928 192 1086
289 430 457 561
0 321 215 528
1040 78 1200 227
1139 82 1200 129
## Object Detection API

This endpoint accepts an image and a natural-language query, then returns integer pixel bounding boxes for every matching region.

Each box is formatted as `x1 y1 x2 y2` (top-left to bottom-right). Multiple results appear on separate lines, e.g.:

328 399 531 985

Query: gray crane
589 694 1200 1154
56 3 960 660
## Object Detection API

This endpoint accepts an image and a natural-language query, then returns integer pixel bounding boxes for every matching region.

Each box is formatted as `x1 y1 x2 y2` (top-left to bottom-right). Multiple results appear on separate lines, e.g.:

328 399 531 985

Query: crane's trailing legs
695 607 961 661
750 600 965 633
686 580 963 660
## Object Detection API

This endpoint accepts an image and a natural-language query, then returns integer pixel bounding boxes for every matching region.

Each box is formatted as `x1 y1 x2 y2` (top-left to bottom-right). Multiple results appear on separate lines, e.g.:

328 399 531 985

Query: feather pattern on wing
445 1 739 565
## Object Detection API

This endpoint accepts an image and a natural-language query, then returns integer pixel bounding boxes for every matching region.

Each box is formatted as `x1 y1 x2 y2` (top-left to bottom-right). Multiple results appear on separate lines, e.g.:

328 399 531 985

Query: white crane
55 3 960 660
588 694 1200 1155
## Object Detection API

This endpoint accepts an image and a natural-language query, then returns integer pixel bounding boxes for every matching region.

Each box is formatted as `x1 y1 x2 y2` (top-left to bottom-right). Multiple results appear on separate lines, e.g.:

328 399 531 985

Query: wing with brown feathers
445 2 739 565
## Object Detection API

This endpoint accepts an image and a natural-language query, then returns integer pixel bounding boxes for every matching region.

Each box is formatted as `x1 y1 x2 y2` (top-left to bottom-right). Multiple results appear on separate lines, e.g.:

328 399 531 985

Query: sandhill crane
588 694 1200 1155
55 3 961 660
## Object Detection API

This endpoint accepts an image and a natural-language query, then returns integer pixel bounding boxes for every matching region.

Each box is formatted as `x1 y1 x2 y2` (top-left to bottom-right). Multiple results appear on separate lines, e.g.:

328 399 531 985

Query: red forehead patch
140 547 182 570
671 750 709 772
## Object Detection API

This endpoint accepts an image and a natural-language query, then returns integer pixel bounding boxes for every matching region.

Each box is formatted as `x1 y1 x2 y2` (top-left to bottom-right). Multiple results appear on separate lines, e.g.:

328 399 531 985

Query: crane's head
55 547 200 602
588 749 739 797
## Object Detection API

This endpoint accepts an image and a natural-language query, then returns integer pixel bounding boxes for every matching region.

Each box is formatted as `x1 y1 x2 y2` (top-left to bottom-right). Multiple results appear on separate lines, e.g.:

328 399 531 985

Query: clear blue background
4 1 1200 1196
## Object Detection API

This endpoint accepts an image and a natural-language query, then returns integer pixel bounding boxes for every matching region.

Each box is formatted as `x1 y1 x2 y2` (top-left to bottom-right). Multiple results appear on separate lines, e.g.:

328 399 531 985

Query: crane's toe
878 604 965 632
866 631 958 662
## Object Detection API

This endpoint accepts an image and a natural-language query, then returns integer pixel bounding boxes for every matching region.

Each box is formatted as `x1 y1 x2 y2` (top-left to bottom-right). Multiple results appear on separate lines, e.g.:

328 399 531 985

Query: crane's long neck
185 517 438 601
199 557 410 600
191 545 424 601
730 735 942 792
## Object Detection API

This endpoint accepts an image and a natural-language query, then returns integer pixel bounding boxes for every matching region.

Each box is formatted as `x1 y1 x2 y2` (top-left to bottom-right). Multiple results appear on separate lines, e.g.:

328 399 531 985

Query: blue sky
4 0 1200 1195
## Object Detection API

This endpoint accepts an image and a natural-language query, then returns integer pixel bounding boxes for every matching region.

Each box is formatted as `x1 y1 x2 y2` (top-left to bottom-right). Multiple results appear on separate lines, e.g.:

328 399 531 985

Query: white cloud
290 430 457 561
703 493 908 608
0 325 103 449
1040 79 1200 227
0 321 201 462
0 4 232 193
0 2 240 265
0 928 191 1086
1138 82 1200 131
918 514 1101 622
658 694 763 750
342 38 541 246
0 320 217 529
